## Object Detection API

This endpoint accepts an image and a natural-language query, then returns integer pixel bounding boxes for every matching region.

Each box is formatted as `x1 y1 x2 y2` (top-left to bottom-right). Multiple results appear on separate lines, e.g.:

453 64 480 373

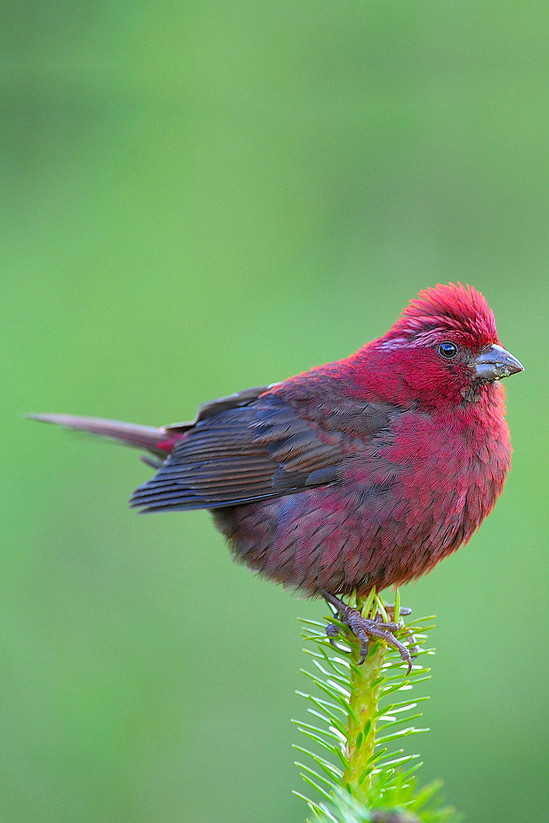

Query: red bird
32 283 523 667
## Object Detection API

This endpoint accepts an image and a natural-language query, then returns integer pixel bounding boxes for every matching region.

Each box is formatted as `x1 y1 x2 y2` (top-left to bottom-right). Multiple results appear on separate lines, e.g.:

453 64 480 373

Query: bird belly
213 408 511 596
212 478 466 596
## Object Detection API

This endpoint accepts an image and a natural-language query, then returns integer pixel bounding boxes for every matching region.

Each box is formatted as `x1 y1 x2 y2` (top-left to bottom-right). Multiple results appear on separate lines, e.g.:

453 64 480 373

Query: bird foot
321 591 415 674
383 603 421 656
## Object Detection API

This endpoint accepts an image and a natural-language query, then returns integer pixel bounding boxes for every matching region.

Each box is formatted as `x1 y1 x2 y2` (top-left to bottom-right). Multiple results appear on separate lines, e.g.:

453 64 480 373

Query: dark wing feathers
164 385 274 432
130 393 346 512
130 387 394 513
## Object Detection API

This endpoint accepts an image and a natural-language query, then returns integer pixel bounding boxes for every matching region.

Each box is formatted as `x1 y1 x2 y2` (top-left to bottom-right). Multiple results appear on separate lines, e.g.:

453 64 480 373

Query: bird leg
320 590 413 674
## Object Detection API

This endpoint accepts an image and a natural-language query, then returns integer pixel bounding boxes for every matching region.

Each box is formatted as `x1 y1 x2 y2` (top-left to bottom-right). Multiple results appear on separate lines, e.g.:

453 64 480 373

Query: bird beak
473 344 524 381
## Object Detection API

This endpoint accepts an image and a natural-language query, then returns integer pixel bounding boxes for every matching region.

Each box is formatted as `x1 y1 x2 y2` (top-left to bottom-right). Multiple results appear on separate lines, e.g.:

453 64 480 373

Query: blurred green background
2 2 548 821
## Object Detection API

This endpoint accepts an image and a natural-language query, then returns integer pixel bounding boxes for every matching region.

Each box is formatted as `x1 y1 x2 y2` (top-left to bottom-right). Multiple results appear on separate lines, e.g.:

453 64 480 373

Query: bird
31 283 523 669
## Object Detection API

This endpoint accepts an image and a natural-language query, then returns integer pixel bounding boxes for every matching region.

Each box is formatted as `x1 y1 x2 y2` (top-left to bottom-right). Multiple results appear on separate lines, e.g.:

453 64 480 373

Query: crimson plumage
32 283 523 600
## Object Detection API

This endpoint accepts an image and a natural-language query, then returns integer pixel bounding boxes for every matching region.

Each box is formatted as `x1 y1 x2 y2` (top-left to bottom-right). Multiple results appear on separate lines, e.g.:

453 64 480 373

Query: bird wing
164 385 275 431
130 390 390 512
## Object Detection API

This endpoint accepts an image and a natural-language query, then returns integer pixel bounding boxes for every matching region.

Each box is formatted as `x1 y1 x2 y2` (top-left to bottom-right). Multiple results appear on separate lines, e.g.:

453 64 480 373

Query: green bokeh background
2 3 548 821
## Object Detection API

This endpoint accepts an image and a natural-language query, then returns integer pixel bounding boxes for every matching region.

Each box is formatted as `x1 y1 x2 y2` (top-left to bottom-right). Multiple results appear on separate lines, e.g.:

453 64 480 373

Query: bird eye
438 341 458 359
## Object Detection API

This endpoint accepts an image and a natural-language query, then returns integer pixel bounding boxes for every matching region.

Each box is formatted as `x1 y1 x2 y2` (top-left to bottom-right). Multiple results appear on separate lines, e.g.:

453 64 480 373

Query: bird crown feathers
389 282 498 348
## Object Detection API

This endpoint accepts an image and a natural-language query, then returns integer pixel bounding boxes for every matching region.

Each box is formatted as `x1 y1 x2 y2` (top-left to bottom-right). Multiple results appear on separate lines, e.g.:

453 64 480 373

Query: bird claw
358 636 369 665
321 591 415 674
385 603 412 618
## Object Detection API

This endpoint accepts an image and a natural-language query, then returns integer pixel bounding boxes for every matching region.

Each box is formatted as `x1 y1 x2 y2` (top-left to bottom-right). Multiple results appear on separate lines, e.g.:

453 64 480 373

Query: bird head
372 283 524 408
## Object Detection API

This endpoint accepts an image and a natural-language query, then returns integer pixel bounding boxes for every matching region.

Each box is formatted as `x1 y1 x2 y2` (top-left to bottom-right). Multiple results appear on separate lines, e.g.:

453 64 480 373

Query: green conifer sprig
294 590 461 823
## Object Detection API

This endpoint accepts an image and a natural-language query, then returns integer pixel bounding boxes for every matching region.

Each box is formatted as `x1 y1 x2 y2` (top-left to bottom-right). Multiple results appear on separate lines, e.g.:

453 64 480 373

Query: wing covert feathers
130 394 344 512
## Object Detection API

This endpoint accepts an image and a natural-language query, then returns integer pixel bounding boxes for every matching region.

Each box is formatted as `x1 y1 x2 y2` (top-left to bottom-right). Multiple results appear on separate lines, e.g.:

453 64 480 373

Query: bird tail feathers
28 413 172 457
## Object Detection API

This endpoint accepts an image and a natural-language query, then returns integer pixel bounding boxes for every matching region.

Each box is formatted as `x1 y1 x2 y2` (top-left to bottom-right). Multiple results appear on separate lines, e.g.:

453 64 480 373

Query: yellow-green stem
342 603 387 801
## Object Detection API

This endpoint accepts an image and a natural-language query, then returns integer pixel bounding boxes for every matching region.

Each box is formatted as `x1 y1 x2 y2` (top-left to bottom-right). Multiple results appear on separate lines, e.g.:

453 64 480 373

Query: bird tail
28 413 176 458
